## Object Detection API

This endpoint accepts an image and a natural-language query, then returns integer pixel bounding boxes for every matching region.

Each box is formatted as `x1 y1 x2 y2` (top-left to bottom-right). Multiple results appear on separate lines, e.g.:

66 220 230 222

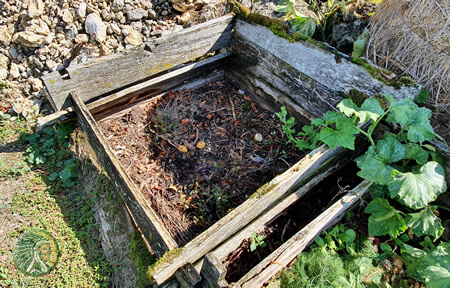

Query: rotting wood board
42 14 234 111
200 180 372 288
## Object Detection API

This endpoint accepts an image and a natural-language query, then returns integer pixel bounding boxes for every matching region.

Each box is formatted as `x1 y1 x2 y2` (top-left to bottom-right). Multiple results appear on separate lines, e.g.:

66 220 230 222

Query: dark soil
98 80 305 246
223 161 363 283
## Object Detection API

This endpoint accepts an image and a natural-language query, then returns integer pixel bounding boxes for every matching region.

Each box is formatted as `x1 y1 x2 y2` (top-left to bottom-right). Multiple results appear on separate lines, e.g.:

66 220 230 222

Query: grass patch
0 123 113 287
280 237 388 288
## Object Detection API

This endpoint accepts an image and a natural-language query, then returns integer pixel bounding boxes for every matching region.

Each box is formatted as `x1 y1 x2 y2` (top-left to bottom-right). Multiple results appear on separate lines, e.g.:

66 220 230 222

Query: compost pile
98 81 304 245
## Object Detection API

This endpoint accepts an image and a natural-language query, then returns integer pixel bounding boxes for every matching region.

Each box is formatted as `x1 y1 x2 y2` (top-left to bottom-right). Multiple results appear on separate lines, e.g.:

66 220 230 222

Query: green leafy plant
250 231 267 252
275 0 349 40
278 94 448 284
315 224 356 254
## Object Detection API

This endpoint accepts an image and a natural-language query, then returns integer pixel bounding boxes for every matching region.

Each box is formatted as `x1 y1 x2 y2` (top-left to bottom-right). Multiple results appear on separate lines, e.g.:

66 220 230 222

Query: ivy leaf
406 207 444 240
387 100 436 142
352 29 370 58
404 143 430 165
389 161 447 209
274 0 295 13
403 243 450 288
366 198 407 238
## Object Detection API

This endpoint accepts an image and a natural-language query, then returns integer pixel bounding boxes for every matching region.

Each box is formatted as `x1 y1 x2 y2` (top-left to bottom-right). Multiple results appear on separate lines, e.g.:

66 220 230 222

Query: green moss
249 181 278 199
147 247 184 281
130 231 155 287
343 88 369 107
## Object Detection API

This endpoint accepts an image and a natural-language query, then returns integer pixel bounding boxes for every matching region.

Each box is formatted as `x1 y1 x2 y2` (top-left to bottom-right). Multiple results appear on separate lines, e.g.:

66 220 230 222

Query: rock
77 2 87 18
331 19 368 54
8 47 19 59
110 23 121 35
45 59 58 71
85 13 107 43
28 22 50 36
13 31 45 47
0 68 8 80
9 63 20 79
60 9 74 24
27 0 45 18
131 22 143 33
29 77 43 92
111 0 125 12
43 33 54 45
169 0 210 12
0 54 10 69
140 0 153 9
0 26 12 46
127 8 147 21
125 29 143 46
74 34 89 44
12 96 41 120
148 10 157 19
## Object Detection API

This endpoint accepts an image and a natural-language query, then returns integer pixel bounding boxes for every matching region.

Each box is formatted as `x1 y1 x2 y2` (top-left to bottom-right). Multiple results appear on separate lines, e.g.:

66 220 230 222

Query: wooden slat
239 181 372 288
87 52 231 120
150 144 359 284
71 92 177 257
231 19 421 119
43 14 234 111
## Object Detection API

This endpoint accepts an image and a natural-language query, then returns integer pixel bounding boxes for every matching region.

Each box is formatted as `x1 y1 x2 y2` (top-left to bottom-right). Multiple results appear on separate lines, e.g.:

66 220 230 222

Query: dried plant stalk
367 0 449 107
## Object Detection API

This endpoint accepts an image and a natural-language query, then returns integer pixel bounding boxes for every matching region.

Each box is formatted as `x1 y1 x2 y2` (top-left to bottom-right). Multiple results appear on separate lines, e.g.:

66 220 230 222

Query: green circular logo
12 229 59 276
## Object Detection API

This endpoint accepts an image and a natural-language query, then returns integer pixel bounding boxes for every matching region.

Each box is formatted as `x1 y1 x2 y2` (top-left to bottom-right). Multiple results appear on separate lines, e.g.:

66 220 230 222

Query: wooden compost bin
42 14 422 287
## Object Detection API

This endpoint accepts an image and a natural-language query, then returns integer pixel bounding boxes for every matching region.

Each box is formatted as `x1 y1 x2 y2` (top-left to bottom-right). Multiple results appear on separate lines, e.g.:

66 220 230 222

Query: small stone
178 10 194 25
0 54 10 69
110 23 121 35
127 8 147 21
60 9 74 24
74 34 89 44
0 68 8 80
131 22 143 33
13 31 45 47
27 22 50 36
0 26 12 46
169 0 210 12
161 10 169 16
12 97 41 120
140 0 153 9
148 10 157 19
43 33 54 45
27 0 45 18
9 63 20 79
77 2 87 18
45 59 57 71
124 29 143 46
85 13 107 43
111 0 125 12
9 47 19 59
29 78 43 92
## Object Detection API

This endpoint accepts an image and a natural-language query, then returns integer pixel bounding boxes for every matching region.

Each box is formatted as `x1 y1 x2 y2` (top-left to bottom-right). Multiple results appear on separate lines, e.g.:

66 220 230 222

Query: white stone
0 68 8 80
27 0 45 18
27 22 50 36
29 78 43 92
125 29 143 46
169 0 210 12
127 8 147 21
75 34 89 44
0 26 12 46
111 0 125 12
0 54 10 69
85 13 107 43
13 31 45 47
110 23 121 35
9 63 20 79
77 2 87 18
12 96 41 120
60 9 74 24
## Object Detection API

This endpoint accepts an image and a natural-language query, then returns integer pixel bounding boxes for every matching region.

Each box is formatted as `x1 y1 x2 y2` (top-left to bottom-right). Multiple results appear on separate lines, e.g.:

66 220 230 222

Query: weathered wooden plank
200 254 229 288
43 14 234 111
71 92 177 257
88 52 231 120
239 181 371 288
151 144 360 284
231 19 421 118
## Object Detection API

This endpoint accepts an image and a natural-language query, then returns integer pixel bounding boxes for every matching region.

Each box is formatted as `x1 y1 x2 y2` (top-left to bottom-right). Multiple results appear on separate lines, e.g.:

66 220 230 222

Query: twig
229 96 237 126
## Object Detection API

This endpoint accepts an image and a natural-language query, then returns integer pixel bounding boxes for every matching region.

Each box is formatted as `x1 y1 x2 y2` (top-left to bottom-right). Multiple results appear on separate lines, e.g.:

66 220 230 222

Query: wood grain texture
229 29 342 121
71 92 177 257
43 14 234 111
239 181 371 288
88 52 231 120
151 144 356 284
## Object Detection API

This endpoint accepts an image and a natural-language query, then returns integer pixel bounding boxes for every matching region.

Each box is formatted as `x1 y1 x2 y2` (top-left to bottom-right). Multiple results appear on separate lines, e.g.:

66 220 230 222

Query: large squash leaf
406 207 444 240
365 198 407 238
389 161 446 209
